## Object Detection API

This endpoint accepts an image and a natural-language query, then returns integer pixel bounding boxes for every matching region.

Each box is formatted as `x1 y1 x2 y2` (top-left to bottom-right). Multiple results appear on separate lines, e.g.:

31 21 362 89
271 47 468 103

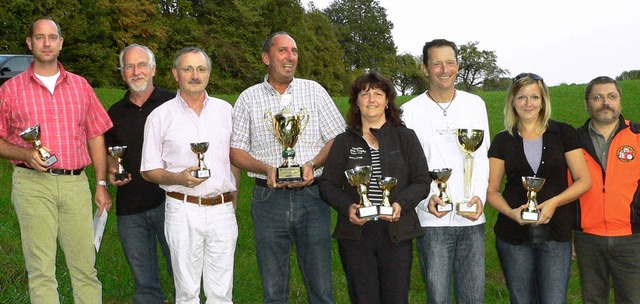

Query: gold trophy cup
19 124 58 166
521 176 546 221
429 168 454 212
108 146 128 181
190 142 211 178
345 165 378 219
456 128 484 215
378 177 397 216
265 107 309 182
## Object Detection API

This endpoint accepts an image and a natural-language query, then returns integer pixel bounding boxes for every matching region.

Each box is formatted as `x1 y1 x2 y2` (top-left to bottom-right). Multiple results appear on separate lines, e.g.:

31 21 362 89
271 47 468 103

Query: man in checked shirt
0 17 112 303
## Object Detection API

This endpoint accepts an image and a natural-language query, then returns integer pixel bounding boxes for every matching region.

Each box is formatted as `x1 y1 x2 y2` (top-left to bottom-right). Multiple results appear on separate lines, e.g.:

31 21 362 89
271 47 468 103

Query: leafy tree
323 0 396 72
481 76 512 91
293 9 347 95
457 41 508 92
616 69 640 81
389 53 423 95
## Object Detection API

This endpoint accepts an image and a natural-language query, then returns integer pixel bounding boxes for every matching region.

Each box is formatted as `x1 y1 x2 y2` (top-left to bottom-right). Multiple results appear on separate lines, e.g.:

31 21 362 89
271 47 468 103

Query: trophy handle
264 110 276 137
298 108 309 135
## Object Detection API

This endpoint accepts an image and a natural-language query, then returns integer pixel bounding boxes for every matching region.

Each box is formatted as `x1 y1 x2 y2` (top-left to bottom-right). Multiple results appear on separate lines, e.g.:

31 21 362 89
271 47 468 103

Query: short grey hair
172 47 212 70
119 44 156 71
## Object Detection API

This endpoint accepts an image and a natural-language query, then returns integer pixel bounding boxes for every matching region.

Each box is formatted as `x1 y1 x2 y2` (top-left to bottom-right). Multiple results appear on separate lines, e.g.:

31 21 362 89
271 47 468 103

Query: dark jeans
337 220 413 304
416 224 485 304
117 203 173 304
496 226 571 304
251 185 334 304
574 231 640 304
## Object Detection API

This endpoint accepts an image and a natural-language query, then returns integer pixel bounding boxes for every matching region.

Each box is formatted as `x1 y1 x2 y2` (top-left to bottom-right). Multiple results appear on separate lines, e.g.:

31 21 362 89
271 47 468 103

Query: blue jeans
118 203 173 304
251 185 334 304
574 231 640 304
496 226 572 304
416 224 485 304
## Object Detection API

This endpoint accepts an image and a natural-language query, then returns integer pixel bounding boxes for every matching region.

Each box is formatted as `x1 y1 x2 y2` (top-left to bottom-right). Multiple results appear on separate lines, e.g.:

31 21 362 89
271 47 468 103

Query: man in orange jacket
574 76 640 303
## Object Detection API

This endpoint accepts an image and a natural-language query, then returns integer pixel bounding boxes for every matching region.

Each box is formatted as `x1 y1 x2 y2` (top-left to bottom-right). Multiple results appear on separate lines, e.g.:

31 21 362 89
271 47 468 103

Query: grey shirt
588 120 620 170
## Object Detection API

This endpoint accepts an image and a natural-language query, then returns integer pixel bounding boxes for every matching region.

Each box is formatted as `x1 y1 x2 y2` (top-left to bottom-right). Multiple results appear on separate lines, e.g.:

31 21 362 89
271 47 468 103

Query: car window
3 57 30 72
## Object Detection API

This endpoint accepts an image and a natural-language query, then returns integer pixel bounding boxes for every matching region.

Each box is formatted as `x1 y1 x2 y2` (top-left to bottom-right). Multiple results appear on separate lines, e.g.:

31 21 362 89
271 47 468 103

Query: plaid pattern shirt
231 77 345 179
0 62 112 169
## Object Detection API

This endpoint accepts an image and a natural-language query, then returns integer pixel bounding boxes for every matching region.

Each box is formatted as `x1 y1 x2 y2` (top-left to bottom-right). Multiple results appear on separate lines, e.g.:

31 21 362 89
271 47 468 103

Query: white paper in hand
93 208 108 252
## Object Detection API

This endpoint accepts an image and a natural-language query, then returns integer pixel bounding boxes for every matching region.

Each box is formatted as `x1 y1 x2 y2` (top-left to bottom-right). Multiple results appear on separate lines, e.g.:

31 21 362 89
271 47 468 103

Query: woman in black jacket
318 72 430 304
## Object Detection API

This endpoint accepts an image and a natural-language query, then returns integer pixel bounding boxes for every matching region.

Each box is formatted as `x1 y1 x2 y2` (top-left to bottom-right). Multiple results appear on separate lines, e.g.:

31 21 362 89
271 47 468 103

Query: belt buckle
197 196 202 207
48 169 59 176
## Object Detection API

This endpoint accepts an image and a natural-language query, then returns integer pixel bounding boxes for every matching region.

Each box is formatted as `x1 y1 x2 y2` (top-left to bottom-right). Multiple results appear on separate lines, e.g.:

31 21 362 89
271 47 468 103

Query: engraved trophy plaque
190 142 211 178
345 166 378 219
456 128 484 215
108 146 128 181
429 168 454 212
378 177 397 216
19 124 58 166
265 107 309 182
521 176 546 221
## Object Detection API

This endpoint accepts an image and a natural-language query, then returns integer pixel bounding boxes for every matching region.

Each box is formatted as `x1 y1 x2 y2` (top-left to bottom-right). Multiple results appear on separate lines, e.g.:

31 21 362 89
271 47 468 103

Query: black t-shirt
488 120 580 244
104 87 175 216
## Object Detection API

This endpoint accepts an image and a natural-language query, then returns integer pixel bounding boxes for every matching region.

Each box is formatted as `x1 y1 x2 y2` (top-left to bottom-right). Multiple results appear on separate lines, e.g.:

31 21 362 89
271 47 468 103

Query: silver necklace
427 91 455 116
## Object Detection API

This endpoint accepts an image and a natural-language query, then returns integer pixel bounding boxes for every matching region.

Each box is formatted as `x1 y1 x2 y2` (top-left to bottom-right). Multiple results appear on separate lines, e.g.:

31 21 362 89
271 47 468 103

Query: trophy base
44 155 58 166
456 202 478 216
277 165 303 182
357 205 379 219
521 210 539 221
115 172 129 181
436 203 453 213
378 205 394 216
192 169 211 178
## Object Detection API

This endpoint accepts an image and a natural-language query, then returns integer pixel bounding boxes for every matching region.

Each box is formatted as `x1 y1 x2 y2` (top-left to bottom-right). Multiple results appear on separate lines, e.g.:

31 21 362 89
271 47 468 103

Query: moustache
598 104 614 112
188 79 202 84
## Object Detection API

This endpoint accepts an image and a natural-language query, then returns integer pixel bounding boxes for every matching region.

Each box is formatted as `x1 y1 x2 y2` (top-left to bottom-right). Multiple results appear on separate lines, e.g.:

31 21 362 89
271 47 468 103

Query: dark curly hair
346 71 404 130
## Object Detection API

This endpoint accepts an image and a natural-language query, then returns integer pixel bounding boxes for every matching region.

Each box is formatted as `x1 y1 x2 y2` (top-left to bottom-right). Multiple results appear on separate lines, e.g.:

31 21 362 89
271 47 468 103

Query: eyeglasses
122 62 151 71
513 73 544 83
588 93 620 102
178 66 209 74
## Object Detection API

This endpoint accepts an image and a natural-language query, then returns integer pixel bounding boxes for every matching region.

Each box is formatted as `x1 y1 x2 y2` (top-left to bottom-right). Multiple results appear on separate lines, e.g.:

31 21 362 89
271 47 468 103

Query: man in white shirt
141 47 239 303
401 39 490 304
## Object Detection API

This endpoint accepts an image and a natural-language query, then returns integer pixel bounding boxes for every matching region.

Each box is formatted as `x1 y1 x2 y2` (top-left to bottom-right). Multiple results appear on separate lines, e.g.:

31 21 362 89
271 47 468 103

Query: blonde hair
503 76 551 135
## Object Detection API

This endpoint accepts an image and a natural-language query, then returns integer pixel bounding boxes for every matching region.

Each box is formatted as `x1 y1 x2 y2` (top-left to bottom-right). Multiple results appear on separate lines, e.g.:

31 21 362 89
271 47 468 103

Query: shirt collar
261 75 296 96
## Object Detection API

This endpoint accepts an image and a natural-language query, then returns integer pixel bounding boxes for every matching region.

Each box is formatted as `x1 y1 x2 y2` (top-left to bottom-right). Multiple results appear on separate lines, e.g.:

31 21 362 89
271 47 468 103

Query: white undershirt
35 71 60 94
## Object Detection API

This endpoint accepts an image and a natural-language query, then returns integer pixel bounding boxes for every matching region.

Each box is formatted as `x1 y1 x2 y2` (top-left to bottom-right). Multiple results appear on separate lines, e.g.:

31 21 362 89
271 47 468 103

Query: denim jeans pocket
252 186 273 203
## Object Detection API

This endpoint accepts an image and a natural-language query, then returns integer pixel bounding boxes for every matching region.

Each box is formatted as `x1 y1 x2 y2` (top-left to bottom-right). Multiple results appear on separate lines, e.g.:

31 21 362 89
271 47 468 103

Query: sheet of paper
93 208 108 252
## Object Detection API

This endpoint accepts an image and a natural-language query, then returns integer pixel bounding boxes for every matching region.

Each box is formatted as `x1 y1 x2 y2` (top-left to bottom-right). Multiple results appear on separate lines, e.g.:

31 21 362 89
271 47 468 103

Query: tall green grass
1 81 639 303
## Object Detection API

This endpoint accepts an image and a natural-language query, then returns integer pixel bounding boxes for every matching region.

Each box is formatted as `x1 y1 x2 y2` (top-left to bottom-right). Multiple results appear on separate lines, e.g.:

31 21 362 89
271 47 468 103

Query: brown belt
166 191 233 206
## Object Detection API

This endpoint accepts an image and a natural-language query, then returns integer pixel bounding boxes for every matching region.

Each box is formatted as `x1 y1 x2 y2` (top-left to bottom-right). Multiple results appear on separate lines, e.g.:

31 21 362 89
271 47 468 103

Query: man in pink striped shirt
0 17 112 303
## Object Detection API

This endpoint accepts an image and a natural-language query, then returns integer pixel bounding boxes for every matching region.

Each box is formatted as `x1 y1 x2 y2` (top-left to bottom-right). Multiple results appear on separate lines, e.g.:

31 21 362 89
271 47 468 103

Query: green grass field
1 81 639 303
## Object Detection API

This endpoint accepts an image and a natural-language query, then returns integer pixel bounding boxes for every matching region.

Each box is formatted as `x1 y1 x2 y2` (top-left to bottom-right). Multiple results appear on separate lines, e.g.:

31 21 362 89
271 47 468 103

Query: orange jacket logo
617 145 635 162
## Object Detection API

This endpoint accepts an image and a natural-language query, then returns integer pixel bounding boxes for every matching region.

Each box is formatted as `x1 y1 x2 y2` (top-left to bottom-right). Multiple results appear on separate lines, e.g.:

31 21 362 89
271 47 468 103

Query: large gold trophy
429 168 453 212
265 107 309 182
377 177 397 216
521 176 546 221
19 124 58 166
345 166 378 219
456 128 484 215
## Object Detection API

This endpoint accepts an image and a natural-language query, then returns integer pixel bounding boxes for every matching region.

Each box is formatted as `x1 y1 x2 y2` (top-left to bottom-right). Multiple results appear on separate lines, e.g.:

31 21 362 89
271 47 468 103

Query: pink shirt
141 93 236 197
0 62 113 169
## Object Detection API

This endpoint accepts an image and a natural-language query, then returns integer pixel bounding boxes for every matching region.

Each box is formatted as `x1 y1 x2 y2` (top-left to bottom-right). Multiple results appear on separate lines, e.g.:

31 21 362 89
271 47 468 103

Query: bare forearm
87 135 108 180
141 168 180 185
230 148 270 175
0 137 29 162
310 139 334 168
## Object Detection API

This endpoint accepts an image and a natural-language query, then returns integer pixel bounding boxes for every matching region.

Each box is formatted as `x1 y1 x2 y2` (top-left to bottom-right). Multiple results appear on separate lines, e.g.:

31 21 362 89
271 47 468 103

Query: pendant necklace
426 90 455 116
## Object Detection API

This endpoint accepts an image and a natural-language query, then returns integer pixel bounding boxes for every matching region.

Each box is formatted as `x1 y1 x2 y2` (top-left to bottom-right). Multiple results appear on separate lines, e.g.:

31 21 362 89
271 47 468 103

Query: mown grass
1 80 639 303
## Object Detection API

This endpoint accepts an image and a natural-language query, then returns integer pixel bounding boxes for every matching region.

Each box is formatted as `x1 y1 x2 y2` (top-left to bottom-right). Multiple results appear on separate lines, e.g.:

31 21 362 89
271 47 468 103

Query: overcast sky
303 0 640 86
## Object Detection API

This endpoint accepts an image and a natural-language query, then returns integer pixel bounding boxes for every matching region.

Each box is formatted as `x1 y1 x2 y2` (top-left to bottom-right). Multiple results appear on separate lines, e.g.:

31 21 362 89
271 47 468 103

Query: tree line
13 0 617 95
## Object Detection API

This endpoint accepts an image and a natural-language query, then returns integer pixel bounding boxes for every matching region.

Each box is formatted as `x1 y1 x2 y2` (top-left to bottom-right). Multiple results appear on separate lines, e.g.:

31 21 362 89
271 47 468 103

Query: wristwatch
305 160 316 169
96 180 108 187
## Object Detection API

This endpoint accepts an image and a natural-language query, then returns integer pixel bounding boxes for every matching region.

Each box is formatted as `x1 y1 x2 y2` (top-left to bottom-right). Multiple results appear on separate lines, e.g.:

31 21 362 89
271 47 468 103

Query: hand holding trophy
345 165 378 219
264 107 309 182
521 176 546 222
190 142 211 178
19 124 58 166
377 177 397 216
456 128 484 215
429 168 454 212
108 146 128 181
